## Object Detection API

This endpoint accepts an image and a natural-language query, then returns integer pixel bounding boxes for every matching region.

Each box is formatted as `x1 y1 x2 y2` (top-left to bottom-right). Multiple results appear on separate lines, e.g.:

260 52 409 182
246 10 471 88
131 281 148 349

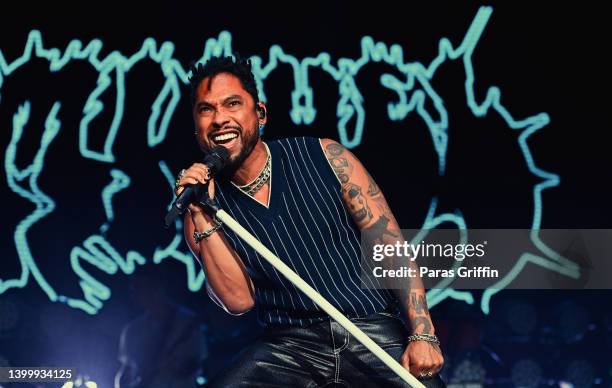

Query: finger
416 369 429 379
400 353 410 370
186 170 208 184
434 354 445 374
428 345 444 372
191 165 210 179
176 177 199 195
409 361 423 376
424 364 442 376
180 176 199 186
192 163 208 170
175 177 198 195
208 179 215 198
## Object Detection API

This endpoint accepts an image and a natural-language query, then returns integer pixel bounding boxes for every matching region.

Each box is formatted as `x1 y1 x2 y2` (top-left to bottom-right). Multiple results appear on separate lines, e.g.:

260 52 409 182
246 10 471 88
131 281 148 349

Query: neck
231 139 267 185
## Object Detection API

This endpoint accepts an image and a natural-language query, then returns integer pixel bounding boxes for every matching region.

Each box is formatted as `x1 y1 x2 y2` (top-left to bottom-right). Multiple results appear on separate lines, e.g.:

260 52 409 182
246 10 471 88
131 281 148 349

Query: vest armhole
317 138 343 189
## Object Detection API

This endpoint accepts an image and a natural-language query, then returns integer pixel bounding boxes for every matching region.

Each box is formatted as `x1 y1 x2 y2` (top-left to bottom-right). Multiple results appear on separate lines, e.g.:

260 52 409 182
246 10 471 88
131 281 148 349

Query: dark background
0 1 610 387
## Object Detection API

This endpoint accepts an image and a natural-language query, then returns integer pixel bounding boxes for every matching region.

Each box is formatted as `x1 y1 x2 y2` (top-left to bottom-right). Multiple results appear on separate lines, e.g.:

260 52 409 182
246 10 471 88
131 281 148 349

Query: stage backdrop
1 2 610 387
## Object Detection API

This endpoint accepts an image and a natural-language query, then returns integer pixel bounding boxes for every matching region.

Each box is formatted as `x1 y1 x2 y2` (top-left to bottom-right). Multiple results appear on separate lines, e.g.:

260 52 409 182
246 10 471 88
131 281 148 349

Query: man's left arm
321 138 444 377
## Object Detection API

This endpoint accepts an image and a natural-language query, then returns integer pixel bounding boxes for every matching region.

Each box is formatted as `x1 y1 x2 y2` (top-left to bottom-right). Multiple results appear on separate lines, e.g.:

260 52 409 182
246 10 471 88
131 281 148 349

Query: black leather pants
209 312 446 387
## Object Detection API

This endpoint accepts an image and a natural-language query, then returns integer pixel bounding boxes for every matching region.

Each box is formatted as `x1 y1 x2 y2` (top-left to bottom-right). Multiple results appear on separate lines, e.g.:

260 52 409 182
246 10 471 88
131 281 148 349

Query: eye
228 100 241 107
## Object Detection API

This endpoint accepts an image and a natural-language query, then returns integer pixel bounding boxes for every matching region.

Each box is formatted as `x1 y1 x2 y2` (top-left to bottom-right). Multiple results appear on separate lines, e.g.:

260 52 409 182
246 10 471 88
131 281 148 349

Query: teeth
213 133 238 142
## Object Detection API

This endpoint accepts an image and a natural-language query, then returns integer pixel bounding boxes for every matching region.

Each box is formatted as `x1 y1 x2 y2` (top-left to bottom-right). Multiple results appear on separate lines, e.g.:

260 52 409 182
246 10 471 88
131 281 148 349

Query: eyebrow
195 94 243 110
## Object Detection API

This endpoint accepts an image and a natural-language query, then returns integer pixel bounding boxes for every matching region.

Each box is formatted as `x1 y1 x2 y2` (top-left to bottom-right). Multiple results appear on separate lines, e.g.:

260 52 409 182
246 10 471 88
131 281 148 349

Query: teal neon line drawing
3 101 62 301
1 6 578 315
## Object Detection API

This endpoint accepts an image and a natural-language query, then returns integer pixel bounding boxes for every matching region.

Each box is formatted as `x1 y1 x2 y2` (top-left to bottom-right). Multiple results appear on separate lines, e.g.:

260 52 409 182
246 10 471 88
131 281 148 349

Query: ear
256 102 268 124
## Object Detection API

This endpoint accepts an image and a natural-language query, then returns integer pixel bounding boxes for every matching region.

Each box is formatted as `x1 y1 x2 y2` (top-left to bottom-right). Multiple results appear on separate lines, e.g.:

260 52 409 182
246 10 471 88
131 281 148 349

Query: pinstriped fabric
214 137 395 326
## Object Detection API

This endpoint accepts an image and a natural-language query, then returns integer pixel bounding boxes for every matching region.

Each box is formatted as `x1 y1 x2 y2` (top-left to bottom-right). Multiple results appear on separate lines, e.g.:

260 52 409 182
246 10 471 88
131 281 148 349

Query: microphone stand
194 190 426 388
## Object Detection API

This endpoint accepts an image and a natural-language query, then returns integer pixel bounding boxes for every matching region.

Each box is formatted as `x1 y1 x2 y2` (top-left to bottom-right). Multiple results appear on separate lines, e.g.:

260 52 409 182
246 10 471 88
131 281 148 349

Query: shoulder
267 136 328 155
319 138 345 157
274 137 345 156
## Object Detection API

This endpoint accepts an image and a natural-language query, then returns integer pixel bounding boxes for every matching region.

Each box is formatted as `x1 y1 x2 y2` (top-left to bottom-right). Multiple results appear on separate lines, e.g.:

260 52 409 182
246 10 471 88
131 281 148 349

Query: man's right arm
177 164 255 315
184 211 255 315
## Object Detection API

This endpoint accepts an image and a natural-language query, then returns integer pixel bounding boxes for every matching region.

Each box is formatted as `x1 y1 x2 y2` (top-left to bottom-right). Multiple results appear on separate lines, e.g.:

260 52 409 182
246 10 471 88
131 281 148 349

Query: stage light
565 359 595 388
61 374 97 388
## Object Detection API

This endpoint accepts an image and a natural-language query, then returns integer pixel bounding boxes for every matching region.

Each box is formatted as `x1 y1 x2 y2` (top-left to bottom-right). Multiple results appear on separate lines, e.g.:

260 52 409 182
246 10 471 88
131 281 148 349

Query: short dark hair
189 54 259 107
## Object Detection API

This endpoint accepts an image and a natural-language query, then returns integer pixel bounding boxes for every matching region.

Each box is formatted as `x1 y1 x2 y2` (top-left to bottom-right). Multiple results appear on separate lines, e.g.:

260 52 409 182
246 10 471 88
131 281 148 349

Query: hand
401 340 444 379
174 163 215 215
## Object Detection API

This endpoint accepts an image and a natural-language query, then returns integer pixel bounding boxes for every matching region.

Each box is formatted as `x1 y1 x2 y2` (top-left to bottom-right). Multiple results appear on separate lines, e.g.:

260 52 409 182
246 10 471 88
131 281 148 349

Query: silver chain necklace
233 144 271 196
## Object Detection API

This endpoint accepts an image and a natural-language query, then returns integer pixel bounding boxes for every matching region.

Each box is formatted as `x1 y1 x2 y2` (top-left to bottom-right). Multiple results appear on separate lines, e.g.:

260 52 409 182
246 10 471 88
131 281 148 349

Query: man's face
193 72 261 169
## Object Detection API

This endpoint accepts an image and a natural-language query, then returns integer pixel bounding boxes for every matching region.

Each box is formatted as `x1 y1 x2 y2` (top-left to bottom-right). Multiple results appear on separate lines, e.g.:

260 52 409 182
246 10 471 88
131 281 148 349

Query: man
175 55 445 387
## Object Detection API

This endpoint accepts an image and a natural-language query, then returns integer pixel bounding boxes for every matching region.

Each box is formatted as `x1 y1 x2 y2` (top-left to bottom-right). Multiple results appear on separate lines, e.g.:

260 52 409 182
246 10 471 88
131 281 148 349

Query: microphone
164 146 229 227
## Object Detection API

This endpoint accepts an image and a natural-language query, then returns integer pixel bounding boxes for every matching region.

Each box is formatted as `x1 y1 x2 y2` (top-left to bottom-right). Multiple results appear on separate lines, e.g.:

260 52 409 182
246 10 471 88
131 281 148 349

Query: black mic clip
196 183 221 216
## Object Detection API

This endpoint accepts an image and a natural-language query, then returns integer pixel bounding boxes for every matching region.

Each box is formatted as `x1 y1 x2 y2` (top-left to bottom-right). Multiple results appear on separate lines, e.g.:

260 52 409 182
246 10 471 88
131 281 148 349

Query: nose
211 109 230 129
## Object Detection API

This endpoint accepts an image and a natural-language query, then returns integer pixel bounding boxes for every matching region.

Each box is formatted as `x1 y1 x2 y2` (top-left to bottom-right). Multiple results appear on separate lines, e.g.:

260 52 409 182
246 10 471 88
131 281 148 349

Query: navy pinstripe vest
215 137 395 327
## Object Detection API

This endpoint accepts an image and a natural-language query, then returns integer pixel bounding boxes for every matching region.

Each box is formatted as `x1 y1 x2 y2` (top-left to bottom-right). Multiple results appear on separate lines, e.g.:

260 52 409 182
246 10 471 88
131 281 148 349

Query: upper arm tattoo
344 182 373 223
326 142 353 184
324 142 374 227
324 141 402 244
366 172 381 197
366 171 396 224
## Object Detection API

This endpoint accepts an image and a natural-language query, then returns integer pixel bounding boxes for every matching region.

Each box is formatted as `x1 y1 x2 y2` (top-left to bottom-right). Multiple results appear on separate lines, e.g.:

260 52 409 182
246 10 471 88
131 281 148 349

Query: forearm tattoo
411 316 432 334
408 291 434 335
410 292 429 315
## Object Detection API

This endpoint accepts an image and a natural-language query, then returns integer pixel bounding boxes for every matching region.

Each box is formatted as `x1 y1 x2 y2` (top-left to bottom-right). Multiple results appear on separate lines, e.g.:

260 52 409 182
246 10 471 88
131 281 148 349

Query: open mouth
210 130 240 146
